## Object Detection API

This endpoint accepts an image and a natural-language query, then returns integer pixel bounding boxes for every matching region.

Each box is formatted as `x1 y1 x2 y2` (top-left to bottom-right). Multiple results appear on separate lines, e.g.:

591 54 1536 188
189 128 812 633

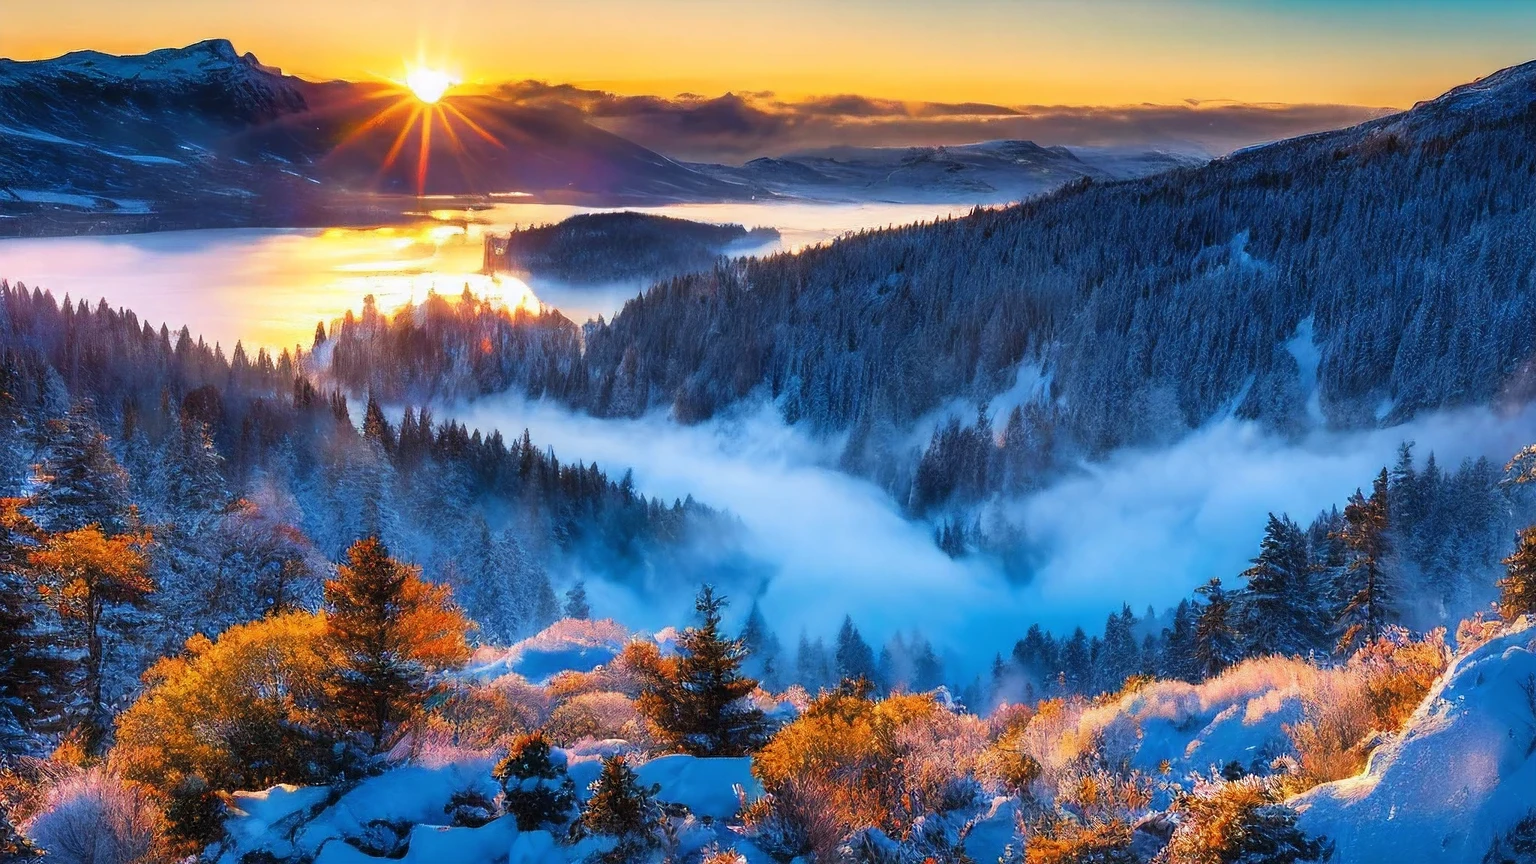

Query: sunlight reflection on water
0 200 967 351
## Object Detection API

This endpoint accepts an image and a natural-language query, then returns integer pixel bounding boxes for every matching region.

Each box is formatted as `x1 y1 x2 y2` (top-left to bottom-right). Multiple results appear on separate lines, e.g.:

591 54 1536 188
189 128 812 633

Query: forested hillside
323 61 1536 516
0 282 740 741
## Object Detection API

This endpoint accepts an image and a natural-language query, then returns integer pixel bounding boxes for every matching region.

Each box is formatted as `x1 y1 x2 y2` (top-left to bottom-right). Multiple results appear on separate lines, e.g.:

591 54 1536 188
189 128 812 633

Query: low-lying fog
446 393 1536 676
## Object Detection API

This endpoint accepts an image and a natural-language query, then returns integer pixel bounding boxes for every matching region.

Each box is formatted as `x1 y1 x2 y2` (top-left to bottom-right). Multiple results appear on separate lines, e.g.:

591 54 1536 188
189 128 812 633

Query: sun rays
328 63 506 196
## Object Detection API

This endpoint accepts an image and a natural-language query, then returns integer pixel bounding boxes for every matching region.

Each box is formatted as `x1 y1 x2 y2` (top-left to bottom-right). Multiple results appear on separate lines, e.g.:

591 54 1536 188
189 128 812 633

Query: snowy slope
1295 617 1536 863
220 753 767 864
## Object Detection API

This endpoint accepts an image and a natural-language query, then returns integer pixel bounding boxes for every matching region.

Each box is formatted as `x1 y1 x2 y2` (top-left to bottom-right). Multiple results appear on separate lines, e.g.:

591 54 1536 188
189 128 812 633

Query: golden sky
4 0 1534 107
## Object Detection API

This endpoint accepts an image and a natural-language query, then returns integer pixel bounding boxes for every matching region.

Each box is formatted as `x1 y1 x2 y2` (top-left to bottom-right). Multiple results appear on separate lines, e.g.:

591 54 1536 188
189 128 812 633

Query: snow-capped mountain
0 40 1204 234
692 140 1203 204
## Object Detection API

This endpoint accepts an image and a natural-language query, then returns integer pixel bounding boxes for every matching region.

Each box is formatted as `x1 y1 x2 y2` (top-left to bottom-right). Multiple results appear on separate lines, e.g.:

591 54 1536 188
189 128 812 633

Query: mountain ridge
0 40 1204 234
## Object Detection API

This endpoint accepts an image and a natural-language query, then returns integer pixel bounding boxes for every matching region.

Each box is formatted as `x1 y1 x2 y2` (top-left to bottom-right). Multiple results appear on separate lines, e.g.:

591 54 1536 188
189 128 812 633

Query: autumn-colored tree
637 585 766 756
29 525 152 747
324 536 470 752
1161 776 1332 864
111 612 336 846
1499 526 1536 621
0 498 67 750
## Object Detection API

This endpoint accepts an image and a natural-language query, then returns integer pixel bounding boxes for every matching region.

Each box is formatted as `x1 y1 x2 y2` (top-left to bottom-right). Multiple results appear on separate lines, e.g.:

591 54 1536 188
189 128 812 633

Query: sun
405 67 455 104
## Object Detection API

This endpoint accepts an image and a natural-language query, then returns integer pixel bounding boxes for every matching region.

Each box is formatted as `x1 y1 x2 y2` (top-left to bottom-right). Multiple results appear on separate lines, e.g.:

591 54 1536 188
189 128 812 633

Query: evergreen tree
1237 513 1325 657
154 414 227 520
1193 579 1240 680
580 754 662 859
1061 627 1092 693
834 615 879 687
795 632 832 693
1097 605 1140 692
1499 526 1536 620
912 639 943 692
1162 599 1200 682
31 402 131 533
0 499 66 751
1335 469 1393 654
323 537 470 752
738 602 783 690
637 585 767 756
564 579 591 620
492 731 577 831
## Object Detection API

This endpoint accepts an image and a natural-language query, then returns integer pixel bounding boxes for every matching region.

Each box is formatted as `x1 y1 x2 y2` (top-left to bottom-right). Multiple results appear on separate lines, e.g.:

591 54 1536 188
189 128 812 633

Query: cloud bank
496 81 1394 162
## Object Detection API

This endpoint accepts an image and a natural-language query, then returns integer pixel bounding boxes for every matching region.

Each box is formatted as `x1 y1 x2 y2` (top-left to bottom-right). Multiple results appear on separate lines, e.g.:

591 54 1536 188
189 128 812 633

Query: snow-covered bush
23 769 170 864
1285 628 1447 791
493 731 578 832
578 754 665 863
1160 775 1332 864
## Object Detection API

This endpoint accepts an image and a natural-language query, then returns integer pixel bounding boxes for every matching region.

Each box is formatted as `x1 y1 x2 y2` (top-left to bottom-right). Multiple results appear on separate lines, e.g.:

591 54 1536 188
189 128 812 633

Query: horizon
4 0 1535 110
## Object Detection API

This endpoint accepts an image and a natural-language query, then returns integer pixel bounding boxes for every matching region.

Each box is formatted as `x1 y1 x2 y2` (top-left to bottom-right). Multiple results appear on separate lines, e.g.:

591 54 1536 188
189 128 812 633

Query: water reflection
0 199 968 351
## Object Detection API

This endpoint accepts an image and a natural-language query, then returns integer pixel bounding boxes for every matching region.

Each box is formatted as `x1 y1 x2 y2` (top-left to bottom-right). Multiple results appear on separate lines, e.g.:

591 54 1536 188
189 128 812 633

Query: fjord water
0 200 966 352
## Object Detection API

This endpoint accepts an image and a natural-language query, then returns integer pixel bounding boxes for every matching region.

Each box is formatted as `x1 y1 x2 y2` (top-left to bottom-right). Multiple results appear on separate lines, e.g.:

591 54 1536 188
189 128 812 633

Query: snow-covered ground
1296 617 1536 863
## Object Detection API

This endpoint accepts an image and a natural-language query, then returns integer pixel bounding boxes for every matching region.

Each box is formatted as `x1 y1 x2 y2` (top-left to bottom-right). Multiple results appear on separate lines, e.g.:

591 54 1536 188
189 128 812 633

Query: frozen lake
0 199 967 352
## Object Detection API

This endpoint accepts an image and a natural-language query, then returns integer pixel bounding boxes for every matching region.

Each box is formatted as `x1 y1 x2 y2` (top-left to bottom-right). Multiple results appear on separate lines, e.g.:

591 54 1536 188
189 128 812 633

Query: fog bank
446 394 1536 675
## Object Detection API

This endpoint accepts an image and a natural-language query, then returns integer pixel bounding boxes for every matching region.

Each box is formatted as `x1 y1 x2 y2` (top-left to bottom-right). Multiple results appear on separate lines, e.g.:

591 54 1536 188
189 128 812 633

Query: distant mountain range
0 40 1202 235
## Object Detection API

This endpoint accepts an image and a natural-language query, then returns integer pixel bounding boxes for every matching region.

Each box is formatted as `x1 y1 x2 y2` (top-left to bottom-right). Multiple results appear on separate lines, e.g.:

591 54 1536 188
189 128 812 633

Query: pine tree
580 754 662 858
1061 627 1092 693
31 402 131 534
564 580 591 620
1499 526 1536 620
1193 579 1240 680
492 731 577 831
834 615 879 687
1162 599 1200 682
1237 513 1325 657
155 414 227 519
1335 469 1393 655
637 585 767 756
323 537 470 752
738 602 782 690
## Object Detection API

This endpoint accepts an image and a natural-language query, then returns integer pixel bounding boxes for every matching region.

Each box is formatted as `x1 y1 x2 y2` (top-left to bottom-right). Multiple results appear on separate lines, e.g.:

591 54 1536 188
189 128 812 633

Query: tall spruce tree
324 537 470 752
1193 579 1241 680
1335 469 1393 655
834 615 880 687
1237 513 1325 657
31 402 131 534
637 585 767 756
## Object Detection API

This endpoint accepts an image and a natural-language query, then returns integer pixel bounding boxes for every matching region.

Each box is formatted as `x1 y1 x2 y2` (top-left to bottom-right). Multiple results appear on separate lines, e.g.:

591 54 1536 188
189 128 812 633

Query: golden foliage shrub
750 688 985 855
110 612 335 841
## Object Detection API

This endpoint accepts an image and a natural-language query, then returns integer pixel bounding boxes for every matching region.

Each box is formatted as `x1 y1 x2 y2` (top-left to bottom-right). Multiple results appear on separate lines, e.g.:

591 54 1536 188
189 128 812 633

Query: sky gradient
3 0 1534 108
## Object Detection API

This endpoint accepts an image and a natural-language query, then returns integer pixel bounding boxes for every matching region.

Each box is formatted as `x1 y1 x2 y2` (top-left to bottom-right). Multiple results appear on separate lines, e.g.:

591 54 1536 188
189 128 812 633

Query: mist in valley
442 390 1536 678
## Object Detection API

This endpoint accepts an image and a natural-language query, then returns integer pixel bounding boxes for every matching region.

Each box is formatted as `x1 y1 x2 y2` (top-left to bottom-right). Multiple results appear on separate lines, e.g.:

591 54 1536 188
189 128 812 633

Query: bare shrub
23 769 171 864
546 691 646 746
